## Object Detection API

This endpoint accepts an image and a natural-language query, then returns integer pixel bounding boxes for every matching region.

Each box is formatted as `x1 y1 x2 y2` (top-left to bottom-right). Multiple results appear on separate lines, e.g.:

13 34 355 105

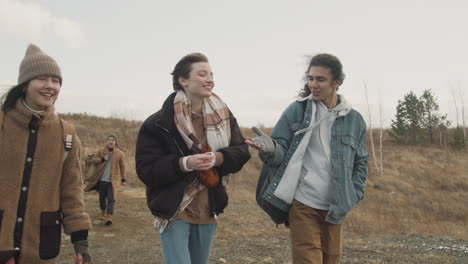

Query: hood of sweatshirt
295 94 352 136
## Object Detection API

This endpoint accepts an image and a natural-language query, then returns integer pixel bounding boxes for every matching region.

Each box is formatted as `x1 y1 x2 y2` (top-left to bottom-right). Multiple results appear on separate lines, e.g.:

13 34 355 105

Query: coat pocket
341 136 357 167
39 211 62 260
0 250 16 264
0 210 15 264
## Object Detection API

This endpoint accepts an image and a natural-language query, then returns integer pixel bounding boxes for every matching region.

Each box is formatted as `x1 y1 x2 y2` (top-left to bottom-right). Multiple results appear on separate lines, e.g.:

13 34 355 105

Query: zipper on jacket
153 122 190 222
154 122 220 220
154 123 186 156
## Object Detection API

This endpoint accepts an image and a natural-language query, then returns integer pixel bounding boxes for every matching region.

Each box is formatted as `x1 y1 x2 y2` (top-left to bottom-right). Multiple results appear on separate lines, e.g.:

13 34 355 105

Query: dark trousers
98 181 115 215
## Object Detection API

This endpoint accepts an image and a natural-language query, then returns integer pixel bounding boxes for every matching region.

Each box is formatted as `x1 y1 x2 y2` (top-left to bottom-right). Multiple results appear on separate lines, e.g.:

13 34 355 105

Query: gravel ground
56 187 468 264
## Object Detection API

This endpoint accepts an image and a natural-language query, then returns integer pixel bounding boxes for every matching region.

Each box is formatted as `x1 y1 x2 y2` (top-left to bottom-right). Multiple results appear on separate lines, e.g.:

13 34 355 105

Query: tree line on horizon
390 89 466 150
364 87 466 177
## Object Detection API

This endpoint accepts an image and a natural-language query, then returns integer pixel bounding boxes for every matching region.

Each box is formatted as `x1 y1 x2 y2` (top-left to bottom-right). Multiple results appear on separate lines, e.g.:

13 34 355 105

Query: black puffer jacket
135 92 250 219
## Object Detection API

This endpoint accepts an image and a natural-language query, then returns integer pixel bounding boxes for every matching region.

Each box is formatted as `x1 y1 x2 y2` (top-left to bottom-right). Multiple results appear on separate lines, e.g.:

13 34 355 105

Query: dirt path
56 187 468 264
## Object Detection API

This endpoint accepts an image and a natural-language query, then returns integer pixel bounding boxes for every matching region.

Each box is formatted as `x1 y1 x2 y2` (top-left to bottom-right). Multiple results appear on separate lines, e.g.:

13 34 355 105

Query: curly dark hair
299 53 345 97
171 53 209 91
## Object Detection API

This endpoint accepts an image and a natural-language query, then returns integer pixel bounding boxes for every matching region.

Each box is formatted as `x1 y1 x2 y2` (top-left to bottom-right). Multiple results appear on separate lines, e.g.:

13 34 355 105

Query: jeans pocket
39 211 62 260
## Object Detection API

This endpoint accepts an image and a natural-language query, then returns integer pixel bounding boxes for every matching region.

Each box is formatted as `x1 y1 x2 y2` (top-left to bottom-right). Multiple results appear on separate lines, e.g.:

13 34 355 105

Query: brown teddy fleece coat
0 100 92 264
84 146 126 200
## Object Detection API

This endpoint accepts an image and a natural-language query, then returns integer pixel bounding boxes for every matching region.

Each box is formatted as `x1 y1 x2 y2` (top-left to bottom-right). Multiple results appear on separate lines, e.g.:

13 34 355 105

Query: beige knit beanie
107 134 118 143
18 44 62 85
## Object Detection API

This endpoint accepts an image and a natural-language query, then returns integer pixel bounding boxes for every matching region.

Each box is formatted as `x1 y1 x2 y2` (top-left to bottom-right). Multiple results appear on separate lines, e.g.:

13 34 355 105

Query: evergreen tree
453 126 465 150
391 90 450 145
390 99 408 143
420 89 441 144
406 92 424 144
390 91 424 145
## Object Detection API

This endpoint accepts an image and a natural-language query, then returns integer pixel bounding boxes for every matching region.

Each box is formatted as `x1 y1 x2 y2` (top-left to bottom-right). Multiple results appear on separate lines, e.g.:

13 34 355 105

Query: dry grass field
56 113 468 263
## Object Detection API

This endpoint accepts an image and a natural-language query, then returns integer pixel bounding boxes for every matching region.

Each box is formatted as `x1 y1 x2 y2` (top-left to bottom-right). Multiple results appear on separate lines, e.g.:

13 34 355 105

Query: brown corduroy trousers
289 200 343 264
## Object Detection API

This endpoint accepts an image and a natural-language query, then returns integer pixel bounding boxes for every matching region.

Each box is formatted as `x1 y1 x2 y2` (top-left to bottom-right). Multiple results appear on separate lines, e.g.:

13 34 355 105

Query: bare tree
378 88 384 175
438 116 450 149
0 84 14 91
363 81 380 175
457 82 466 143
0 84 14 100
450 82 460 127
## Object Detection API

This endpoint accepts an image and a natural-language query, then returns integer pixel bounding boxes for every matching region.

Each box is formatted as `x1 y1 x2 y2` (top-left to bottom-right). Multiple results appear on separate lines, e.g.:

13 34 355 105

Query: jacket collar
7 98 57 128
154 92 178 130
299 94 352 116
294 94 352 136
152 92 192 155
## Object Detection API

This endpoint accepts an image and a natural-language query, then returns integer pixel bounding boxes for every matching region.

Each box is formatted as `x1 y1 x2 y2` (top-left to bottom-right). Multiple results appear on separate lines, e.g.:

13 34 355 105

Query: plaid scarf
173 90 231 152
154 90 231 232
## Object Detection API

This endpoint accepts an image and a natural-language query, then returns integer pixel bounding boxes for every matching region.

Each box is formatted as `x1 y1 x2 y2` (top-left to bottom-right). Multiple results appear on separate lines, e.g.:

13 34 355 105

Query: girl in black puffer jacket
135 53 250 264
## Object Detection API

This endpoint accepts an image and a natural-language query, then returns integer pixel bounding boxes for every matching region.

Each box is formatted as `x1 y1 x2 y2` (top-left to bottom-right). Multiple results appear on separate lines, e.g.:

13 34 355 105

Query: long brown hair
0 82 28 112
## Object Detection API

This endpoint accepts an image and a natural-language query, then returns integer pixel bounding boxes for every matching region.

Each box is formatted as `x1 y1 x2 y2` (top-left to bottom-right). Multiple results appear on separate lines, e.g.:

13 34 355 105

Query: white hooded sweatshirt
273 94 352 208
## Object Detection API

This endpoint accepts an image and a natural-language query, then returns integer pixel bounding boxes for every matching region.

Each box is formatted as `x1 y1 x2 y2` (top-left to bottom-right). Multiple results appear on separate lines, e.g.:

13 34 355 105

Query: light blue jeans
159 219 217 264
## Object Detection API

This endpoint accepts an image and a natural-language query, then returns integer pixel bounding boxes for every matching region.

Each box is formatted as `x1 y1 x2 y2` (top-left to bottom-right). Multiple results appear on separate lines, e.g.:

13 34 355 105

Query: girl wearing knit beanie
0 44 92 264
136 53 251 264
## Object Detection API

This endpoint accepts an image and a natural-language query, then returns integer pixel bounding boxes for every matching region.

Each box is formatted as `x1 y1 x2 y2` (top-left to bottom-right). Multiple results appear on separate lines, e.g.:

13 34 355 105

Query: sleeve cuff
214 152 224 167
182 156 194 172
71 230 88 243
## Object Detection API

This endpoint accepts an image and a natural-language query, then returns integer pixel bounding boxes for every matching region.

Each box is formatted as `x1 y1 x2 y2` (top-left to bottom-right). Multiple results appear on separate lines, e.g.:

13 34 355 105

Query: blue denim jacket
256 97 368 224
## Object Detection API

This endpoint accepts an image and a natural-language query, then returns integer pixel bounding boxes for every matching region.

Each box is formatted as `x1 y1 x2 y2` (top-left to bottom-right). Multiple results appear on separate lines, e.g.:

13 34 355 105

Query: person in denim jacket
247 54 369 264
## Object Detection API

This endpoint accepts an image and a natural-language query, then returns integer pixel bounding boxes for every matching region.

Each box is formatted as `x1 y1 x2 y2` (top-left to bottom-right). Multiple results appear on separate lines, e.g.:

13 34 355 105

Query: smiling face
178 62 214 100
107 137 116 149
307 66 341 108
24 76 61 110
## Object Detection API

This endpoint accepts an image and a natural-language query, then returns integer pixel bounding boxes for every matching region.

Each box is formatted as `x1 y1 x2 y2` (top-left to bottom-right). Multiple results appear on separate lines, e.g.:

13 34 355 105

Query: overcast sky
1 0 467 127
